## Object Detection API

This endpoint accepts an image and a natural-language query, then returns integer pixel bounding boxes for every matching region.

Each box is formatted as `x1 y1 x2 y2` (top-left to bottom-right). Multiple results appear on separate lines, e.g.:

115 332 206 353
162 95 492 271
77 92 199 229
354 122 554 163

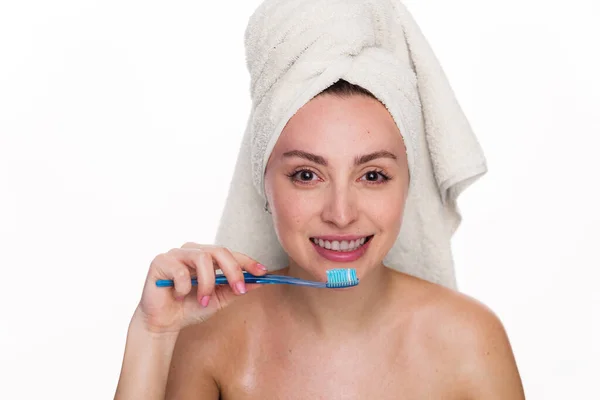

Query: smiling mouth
309 235 374 252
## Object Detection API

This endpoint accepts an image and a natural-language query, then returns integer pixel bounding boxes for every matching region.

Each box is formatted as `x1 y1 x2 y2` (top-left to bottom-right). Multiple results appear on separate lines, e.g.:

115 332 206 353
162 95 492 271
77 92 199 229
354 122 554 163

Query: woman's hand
134 242 268 334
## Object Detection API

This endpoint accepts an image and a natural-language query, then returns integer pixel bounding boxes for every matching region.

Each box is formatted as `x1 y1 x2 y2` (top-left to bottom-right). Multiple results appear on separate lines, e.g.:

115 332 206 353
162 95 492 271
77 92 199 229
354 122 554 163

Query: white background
1 0 598 398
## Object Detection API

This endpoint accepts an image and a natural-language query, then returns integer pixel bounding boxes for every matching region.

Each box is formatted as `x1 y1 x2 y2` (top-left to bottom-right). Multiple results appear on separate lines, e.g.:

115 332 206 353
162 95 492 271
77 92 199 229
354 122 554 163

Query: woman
115 1 525 398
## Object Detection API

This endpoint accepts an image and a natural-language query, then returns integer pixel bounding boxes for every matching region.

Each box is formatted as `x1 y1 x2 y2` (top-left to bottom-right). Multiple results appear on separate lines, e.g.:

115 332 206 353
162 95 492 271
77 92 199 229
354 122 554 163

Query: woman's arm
115 310 220 400
114 311 179 399
113 244 266 399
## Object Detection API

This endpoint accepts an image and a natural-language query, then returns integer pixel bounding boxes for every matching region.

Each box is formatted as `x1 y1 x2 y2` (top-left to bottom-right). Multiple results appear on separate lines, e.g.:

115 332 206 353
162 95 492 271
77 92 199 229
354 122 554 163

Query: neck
279 261 392 338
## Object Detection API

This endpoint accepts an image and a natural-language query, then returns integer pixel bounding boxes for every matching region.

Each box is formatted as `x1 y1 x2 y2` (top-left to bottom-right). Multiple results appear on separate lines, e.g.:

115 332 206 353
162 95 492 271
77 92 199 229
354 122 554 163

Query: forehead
274 94 405 156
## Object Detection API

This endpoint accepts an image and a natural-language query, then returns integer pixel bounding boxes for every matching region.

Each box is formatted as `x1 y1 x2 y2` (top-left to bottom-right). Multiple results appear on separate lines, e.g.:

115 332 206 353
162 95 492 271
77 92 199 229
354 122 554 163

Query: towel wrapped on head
215 0 487 289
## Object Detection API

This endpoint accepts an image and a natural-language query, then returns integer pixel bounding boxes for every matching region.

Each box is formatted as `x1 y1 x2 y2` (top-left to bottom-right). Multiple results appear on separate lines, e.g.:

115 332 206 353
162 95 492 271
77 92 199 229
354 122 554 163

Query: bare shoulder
391 272 525 399
165 288 272 399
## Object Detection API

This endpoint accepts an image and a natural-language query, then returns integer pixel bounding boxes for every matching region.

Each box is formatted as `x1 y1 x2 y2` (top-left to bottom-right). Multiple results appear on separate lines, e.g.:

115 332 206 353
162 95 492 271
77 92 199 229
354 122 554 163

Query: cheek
270 196 316 260
367 188 407 231
272 193 313 231
267 178 317 242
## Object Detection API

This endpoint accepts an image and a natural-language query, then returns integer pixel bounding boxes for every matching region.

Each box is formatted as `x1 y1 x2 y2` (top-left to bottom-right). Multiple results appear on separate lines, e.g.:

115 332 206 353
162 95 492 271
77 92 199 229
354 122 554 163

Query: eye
361 170 390 183
289 169 319 183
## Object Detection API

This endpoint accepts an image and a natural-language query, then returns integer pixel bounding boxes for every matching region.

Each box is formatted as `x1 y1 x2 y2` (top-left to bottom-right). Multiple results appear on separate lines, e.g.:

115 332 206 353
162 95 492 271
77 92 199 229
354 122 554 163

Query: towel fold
215 0 487 289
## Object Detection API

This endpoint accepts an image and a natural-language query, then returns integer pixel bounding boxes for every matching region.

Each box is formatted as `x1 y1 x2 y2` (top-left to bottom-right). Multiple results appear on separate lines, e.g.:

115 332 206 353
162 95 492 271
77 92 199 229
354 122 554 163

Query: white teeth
311 236 370 252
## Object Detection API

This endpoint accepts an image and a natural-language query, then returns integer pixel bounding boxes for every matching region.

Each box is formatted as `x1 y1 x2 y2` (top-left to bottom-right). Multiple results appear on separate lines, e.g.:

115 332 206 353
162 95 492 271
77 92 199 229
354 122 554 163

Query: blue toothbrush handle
155 271 324 288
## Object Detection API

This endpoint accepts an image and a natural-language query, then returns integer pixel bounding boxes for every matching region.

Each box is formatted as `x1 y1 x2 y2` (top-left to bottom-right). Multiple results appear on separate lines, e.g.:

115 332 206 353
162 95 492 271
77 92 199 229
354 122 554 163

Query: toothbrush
155 268 359 289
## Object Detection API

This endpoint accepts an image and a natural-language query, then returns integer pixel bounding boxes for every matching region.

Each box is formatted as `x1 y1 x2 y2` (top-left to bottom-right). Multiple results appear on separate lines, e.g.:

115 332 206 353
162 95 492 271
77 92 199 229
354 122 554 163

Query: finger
192 251 216 305
171 248 216 304
179 244 269 293
245 263 268 275
239 257 269 276
171 262 192 299
152 253 192 299
210 247 247 295
219 249 268 277
180 242 207 250
180 243 267 276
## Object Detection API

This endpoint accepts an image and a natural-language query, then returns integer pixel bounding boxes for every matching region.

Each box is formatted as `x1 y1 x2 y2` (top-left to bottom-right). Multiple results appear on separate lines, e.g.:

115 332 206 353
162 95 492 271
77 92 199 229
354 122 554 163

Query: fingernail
201 296 210 307
235 281 247 294
257 263 268 271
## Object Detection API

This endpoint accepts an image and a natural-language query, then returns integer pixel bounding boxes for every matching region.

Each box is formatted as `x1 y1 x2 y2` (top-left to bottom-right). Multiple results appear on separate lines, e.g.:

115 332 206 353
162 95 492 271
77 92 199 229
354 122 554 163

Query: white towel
215 0 487 289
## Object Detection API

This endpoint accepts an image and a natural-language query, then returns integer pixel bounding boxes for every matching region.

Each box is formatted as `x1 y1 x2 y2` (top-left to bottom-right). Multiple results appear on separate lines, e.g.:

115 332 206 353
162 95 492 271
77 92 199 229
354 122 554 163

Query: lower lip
310 239 371 262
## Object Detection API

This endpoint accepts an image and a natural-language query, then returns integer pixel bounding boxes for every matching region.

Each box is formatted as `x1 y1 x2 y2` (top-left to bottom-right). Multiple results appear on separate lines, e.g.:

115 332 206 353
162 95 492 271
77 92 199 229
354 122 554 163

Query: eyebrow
355 150 397 165
282 150 397 166
282 150 327 166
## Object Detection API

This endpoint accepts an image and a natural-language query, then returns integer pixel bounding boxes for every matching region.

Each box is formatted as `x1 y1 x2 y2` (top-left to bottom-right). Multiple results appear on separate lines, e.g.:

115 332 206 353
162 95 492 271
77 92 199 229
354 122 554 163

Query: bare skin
116 93 525 399
114 245 269 399
167 268 524 399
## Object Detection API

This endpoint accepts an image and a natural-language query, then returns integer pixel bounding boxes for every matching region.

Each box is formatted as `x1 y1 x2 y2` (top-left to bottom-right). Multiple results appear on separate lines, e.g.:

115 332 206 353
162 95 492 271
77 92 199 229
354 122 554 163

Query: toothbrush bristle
325 268 359 288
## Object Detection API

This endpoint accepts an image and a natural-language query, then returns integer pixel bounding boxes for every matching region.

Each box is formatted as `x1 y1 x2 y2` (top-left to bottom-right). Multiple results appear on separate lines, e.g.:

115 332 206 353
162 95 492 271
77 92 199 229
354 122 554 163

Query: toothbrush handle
234 272 323 287
155 272 323 288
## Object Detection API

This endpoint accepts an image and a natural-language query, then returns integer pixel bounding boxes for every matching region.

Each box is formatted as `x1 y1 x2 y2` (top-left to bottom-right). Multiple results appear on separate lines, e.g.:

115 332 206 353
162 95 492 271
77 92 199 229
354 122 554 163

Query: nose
321 183 358 228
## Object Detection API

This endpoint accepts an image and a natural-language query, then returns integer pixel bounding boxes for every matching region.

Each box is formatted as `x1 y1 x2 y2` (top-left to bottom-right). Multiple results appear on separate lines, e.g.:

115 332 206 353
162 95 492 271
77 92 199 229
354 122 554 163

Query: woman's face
264 93 409 281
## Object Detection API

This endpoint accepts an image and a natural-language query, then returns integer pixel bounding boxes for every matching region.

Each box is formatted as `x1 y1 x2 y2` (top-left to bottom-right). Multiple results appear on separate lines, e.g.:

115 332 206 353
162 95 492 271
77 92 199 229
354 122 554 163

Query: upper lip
310 234 372 241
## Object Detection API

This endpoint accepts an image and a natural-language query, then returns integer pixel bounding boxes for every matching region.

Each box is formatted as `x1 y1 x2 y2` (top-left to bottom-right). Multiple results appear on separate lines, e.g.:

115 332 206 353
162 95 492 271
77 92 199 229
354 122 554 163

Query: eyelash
286 168 392 185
